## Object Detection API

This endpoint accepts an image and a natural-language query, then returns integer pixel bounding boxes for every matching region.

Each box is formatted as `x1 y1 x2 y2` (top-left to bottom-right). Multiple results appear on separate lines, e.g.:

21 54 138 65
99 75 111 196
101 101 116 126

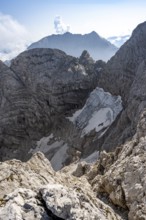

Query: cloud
0 13 31 61
54 16 70 34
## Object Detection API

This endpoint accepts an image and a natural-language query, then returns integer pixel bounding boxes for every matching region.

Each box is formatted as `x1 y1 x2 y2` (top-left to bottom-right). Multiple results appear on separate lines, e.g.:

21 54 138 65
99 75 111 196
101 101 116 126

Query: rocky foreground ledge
0 152 123 220
0 131 146 220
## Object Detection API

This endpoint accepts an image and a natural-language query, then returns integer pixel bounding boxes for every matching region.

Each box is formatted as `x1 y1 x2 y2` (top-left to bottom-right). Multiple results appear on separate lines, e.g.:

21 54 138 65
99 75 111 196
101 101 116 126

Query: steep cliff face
11 49 96 114
99 21 146 103
0 48 122 163
95 21 146 151
0 49 98 161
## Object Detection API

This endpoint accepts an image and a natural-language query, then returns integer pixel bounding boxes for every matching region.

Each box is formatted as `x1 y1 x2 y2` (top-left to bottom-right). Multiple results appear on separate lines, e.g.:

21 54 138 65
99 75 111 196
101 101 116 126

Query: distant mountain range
107 35 130 48
28 31 118 61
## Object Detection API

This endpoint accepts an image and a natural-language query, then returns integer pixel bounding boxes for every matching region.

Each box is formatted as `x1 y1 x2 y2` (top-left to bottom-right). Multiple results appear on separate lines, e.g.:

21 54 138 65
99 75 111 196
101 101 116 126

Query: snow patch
82 107 113 136
68 87 123 138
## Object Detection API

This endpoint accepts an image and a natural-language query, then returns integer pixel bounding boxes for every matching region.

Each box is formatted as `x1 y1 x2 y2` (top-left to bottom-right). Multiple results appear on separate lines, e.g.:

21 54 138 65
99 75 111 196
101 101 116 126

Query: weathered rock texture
94 21 146 151
0 47 122 168
98 21 146 103
0 152 123 220
0 49 99 161
88 119 146 220
29 86 122 171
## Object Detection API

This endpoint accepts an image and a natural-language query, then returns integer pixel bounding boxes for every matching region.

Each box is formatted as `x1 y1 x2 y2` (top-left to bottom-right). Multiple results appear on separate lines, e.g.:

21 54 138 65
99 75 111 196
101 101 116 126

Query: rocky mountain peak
87 31 100 38
98 21 146 105
132 21 146 37
28 31 117 61
79 50 95 65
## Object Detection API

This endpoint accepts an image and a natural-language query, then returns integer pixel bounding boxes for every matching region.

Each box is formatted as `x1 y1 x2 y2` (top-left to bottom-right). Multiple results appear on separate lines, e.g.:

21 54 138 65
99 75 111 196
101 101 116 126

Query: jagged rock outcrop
0 152 123 220
0 188 50 220
98 21 146 103
89 121 146 220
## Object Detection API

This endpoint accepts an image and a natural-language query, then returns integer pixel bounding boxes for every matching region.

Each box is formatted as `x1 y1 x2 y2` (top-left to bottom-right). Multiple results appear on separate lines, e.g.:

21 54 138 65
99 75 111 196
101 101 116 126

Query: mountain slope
28 31 117 61
96 21 146 151
0 49 100 161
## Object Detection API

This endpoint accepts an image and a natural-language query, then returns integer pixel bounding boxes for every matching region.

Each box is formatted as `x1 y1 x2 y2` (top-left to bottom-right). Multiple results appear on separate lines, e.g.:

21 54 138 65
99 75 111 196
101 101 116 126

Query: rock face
28 31 117 61
0 47 122 168
1 21 146 220
0 49 98 161
89 121 146 220
99 21 146 103
95 21 146 151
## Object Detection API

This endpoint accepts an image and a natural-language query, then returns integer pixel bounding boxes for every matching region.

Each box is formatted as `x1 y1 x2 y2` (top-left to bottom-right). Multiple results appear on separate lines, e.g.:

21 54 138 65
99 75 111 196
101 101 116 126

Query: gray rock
95 21 146 151
98 21 146 104
0 188 50 220
41 184 121 220
0 48 97 161
0 153 123 220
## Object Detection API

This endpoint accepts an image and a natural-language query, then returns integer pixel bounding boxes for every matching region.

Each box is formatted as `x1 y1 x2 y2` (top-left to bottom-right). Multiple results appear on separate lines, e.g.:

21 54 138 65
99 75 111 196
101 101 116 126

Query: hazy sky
0 0 146 60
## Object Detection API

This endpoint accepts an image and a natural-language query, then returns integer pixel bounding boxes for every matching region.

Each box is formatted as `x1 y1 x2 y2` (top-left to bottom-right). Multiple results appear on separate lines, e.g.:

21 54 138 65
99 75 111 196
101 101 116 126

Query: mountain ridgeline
28 31 118 61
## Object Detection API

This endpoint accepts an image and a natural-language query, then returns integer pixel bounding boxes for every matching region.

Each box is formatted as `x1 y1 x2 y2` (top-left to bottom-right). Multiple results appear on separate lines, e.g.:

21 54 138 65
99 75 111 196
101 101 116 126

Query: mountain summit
28 31 117 61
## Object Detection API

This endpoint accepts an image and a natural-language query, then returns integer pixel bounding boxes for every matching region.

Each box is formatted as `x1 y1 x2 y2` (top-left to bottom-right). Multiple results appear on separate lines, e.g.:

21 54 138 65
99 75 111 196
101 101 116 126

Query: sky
0 0 146 60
